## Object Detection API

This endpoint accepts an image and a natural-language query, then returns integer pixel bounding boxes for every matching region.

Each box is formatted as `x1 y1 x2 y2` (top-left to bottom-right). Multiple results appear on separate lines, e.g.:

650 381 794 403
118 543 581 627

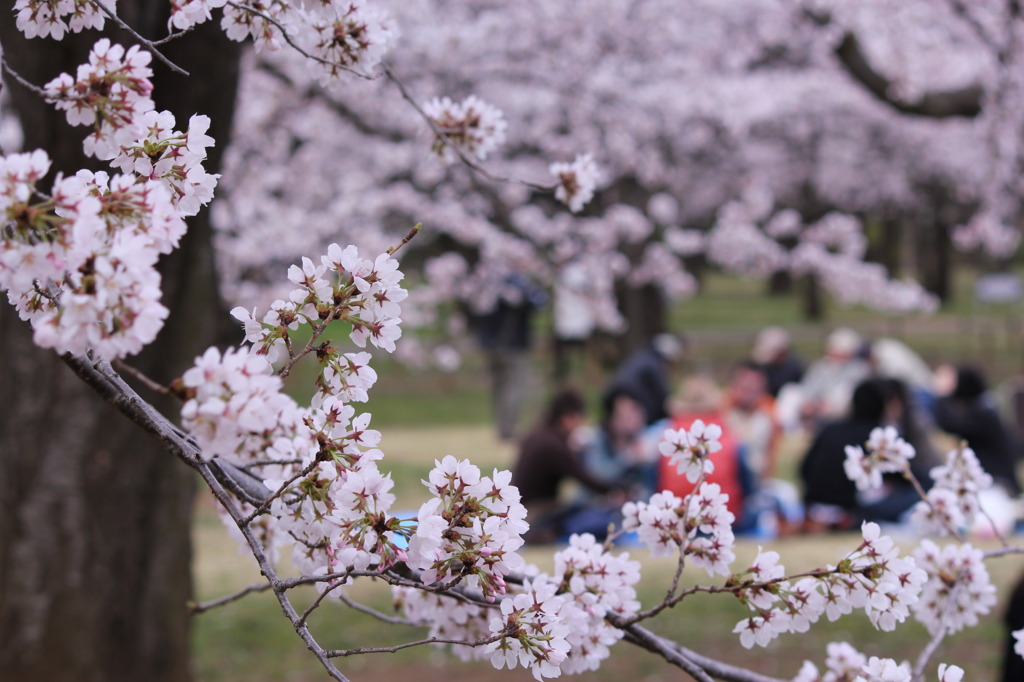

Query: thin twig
276 310 339 380
380 64 551 193
298 578 348 627
387 223 422 256
911 581 964 681
87 0 190 75
112 358 174 396
190 582 273 614
325 633 504 658
983 545 1024 560
0 57 49 97
902 464 967 543
336 592 419 627
240 453 324 525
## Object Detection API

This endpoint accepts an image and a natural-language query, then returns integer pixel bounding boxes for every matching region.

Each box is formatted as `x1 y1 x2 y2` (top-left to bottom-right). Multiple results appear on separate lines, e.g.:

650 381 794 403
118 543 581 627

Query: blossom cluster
843 426 916 491
912 540 996 636
423 95 509 162
552 534 640 673
395 534 639 679
17 0 396 82
622 484 736 575
0 151 177 357
232 242 408 373
485 578 571 680
910 445 993 534
550 154 600 213
43 39 155 160
795 641 963 682
0 38 219 359
14 0 107 40
179 241 414 579
302 0 397 81
732 523 926 648
407 456 528 599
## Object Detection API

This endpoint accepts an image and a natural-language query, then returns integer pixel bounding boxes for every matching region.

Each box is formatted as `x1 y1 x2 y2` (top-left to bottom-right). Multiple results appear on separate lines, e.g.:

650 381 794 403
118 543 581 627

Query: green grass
192 422 1023 682
192 268 1024 681
193 490 1022 682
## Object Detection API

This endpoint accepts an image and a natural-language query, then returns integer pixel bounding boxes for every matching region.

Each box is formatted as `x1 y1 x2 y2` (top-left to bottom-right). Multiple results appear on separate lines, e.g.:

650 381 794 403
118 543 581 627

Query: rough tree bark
0 7 240 682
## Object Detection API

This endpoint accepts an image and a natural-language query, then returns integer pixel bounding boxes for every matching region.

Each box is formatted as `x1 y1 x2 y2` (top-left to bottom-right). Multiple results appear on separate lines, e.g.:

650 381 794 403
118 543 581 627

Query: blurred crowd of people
506 326 1024 545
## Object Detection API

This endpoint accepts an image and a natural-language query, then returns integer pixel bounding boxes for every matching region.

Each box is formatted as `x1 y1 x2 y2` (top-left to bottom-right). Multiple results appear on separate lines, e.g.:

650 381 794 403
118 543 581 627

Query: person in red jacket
656 375 749 522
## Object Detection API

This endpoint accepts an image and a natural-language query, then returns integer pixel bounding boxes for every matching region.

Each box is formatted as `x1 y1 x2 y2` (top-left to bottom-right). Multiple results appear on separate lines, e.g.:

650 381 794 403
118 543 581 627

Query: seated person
799 378 920 531
582 387 658 500
512 388 625 543
722 361 781 483
656 376 752 524
797 327 871 431
933 364 1022 497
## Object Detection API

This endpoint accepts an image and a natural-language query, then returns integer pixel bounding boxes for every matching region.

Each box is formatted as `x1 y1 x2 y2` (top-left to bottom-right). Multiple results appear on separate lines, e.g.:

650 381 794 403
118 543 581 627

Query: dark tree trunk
617 282 667 354
802 273 824 320
916 209 953 302
0 9 240 682
766 270 793 295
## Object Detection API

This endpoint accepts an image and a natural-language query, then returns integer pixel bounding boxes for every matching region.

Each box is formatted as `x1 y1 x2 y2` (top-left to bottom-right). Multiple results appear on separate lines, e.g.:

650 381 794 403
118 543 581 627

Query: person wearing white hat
797 327 871 429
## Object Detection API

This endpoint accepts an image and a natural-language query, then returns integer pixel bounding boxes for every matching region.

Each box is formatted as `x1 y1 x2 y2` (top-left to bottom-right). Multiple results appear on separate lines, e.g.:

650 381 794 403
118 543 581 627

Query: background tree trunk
0 9 240 682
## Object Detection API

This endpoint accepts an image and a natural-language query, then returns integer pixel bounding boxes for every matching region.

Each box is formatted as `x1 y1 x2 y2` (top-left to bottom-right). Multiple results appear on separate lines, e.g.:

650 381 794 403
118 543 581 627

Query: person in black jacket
1002 569 1024 682
799 378 924 530
933 365 1022 496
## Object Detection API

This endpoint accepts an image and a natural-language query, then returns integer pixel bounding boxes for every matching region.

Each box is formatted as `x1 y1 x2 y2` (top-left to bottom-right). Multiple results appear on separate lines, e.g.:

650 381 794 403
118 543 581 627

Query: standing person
512 388 625 543
552 263 596 382
475 270 547 441
934 364 1022 497
604 333 686 427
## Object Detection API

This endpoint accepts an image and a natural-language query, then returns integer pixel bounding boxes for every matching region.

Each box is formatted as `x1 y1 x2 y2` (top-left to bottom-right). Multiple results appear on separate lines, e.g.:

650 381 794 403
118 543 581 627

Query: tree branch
619 622 788 682
833 31 982 118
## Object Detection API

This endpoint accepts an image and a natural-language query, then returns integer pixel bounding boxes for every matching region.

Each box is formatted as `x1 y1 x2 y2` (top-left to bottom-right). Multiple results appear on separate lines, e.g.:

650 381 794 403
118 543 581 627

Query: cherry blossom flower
168 0 227 31
658 419 723 483
550 154 599 213
15 0 107 39
423 95 508 162
938 663 965 682
856 656 911 682
43 39 155 160
844 426 916 491
912 540 996 636
485 578 570 680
